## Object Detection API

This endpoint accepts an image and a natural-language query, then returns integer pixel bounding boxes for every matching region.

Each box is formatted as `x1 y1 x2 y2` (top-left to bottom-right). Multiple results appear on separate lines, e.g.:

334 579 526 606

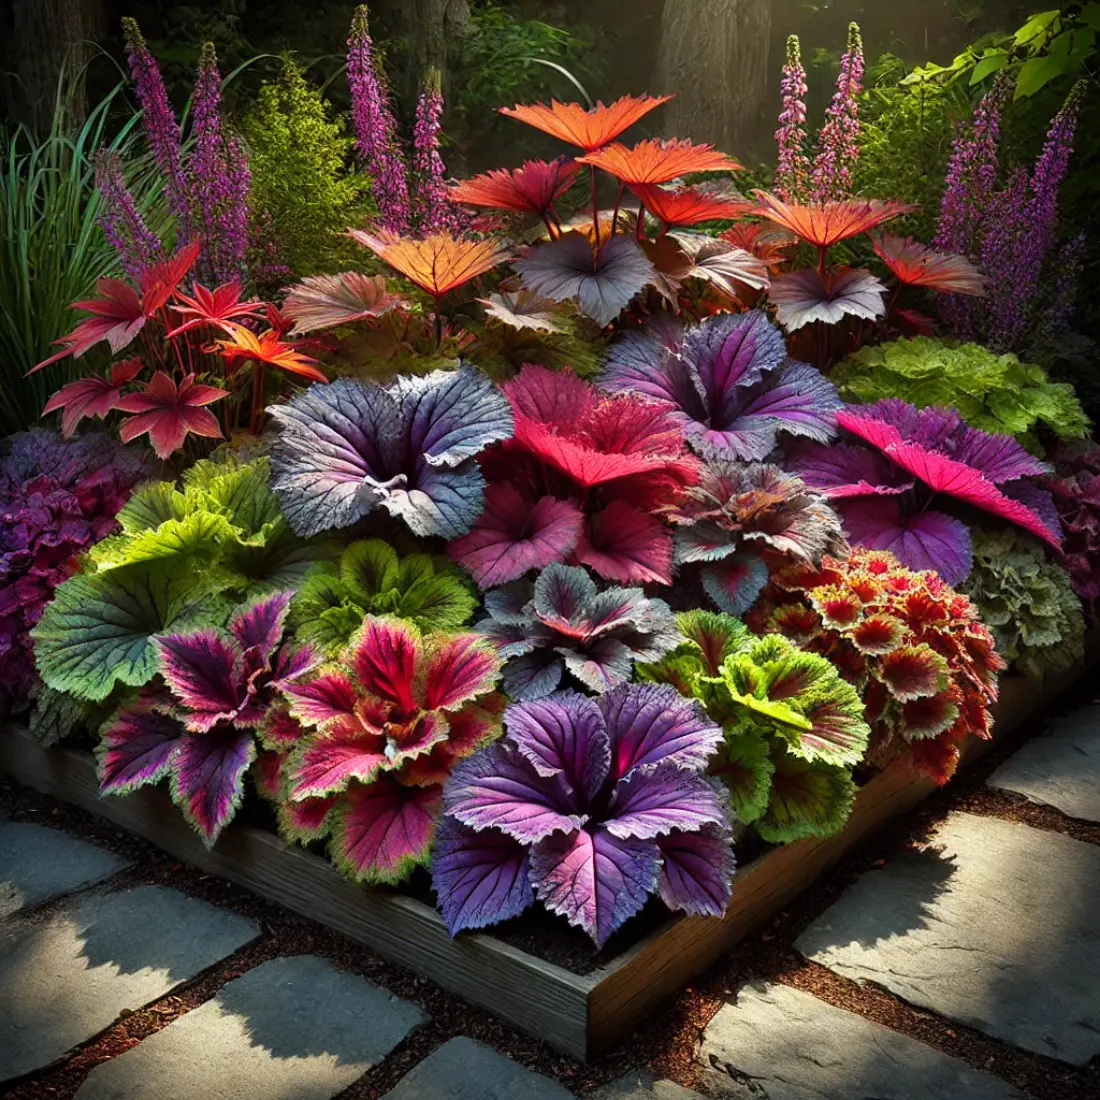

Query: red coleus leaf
498 95 673 151
138 240 201 314
577 139 743 184
212 327 328 382
281 273 407 335
752 191 917 248
451 157 582 215
630 182 756 227
42 358 144 436
168 277 266 337
114 371 226 459
871 234 987 296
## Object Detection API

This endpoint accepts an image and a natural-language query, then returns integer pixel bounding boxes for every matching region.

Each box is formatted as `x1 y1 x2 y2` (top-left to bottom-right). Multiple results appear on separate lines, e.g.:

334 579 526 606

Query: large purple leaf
504 692 610 802
230 590 293 658
790 442 915 498
573 500 673 585
530 825 661 947
432 817 534 935
516 232 654 326
169 727 256 846
448 485 584 589
443 742 586 843
682 310 785 400
329 777 440 884
839 498 974 584
97 702 185 796
157 631 244 733
600 682 723 782
769 266 887 331
606 766 728 840
657 826 736 917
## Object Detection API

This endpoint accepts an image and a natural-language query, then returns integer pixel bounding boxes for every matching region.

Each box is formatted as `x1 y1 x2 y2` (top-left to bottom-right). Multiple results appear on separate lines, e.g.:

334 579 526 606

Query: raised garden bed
1 655 1091 1061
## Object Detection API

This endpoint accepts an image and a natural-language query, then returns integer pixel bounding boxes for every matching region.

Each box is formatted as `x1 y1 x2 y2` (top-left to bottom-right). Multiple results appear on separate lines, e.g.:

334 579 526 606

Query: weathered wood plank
0 728 592 1059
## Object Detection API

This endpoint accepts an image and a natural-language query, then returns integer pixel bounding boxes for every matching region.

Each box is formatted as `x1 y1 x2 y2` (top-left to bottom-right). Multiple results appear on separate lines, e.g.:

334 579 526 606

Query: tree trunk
656 0 772 155
399 0 471 109
3 0 103 134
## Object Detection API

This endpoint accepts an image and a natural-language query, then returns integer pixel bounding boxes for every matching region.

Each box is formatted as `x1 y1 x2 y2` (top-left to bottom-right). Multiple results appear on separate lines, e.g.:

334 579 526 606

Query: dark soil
3 672 1099 1100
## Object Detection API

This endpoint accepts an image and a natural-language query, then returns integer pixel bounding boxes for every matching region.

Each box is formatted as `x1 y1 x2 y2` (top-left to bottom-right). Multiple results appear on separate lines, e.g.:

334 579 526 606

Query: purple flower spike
94 151 164 278
811 22 864 202
775 35 811 202
434 685 733 946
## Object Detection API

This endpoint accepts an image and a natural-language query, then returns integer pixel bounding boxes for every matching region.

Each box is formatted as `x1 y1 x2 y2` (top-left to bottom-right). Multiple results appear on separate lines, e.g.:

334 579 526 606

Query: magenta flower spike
811 22 864 202
412 69 461 235
774 35 811 202
94 151 163 278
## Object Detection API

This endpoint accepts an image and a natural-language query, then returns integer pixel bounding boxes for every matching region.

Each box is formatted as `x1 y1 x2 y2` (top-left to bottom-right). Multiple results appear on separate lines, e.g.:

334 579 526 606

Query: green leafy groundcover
832 337 1089 449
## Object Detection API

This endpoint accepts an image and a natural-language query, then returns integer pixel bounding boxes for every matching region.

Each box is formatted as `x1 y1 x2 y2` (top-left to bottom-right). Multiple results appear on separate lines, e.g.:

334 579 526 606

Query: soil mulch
3 673 1100 1100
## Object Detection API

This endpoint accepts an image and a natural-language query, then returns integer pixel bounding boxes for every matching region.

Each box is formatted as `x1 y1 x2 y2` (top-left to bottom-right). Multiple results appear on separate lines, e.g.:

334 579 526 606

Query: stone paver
0 884 258 1082
987 706 1100 821
380 1037 575 1100
0 821 131 920
796 811 1100 1065
698 982 1026 1100
77 954 426 1100
591 1069 702 1099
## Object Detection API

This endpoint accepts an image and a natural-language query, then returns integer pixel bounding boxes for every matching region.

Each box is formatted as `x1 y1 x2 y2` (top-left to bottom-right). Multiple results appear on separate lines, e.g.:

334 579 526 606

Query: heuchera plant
267 365 513 540
749 548 1004 783
475 563 682 701
640 612 869 843
0 432 149 715
1041 443 1100 604
831 337 1088 448
276 616 502 884
960 527 1085 678
96 592 315 844
291 539 477 654
600 310 842 462
449 365 699 587
670 461 849 615
792 398 1063 584
433 684 734 946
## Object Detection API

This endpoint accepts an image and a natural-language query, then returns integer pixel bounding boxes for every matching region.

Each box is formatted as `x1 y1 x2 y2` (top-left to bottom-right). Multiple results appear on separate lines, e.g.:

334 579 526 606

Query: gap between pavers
795 811 1100 1065
698 982 1027 1100
0 821 131 920
76 954 426 1100
0 883 258 1083
590 1069 703 1099
987 704 1100 821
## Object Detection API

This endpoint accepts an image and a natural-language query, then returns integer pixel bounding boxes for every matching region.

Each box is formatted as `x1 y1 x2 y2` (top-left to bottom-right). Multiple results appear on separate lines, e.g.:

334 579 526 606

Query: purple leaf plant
96 592 315 845
433 685 735 946
600 310 842 461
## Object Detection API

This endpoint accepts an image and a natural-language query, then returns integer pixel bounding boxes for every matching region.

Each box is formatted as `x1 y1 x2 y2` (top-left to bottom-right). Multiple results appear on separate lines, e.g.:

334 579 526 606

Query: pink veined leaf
657 827 736 917
42 358 144 437
253 749 285 801
96 702 185 796
229 591 294 658
447 484 585 589
278 792 337 843
282 272 407 335
420 633 502 712
157 631 246 733
352 617 420 714
168 278 267 337
329 777 441 884
572 500 674 585
701 551 771 616
769 267 887 331
790 441 915 498
283 671 359 727
169 727 257 846
287 721 390 800
114 372 226 459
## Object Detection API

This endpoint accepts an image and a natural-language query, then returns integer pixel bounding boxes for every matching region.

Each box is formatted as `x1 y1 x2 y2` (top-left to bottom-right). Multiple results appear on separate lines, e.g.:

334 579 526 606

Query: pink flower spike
42 358 144 437
114 371 226 459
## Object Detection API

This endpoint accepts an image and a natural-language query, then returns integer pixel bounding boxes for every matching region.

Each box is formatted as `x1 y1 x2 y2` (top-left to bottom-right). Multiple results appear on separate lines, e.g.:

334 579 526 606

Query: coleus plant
600 309 842 462
791 398 1063 585
275 616 502 884
433 683 734 946
474 563 682 701
31 243 327 454
266 365 513 540
291 538 477 654
669 461 848 615
449 365 699 587
96 591 316 844
0 431 150 715
1041 443 1100 604
640 611 869 843
748 548 1004 784
32 455 333 704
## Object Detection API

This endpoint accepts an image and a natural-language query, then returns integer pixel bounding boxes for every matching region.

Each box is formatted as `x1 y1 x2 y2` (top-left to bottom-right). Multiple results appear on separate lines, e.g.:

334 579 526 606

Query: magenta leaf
573 501 673 585
530 826 661 947
790 441 915 498
432 817 534 935
157 631 245 733
448 484 584 589
329 777 440 884
97 702 185 795
657 827 736 917
278 793 337 843
287 723 390 800
169 727 256 846
420 632 502 712
230 590 293 657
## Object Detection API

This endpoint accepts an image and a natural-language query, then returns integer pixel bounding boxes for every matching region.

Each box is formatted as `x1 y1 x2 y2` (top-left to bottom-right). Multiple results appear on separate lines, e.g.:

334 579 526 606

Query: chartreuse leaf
755 743 856 844
710 727 774 824
32 564 232 701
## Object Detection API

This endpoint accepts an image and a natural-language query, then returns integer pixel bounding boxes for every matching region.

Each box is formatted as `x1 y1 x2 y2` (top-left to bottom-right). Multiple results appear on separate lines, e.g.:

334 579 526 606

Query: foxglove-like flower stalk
774 35 811 202
411 69 459 234
347 5 410 232
811 22 863 202
122 17 190 237
94 150 163 278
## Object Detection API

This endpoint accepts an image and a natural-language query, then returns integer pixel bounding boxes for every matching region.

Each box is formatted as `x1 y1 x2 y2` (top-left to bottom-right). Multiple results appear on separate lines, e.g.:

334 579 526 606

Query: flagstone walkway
2 700 1099 1100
